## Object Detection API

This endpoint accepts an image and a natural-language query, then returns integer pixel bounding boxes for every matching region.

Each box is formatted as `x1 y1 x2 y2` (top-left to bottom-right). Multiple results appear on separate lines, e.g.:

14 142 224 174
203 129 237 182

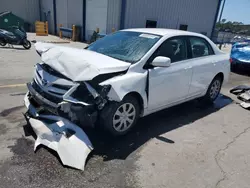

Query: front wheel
203 75 222 103
0 41 6 46
99 95 140 136
23 40 31 49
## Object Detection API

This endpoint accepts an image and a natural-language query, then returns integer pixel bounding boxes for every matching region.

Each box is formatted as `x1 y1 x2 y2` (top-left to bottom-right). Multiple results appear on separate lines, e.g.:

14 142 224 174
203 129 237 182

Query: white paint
151 56 171 67
35 29 229 116
148 59 193 110
101 29 229 116
34 42 56 54
85 0 108 40
24 95 93 171
39 45 130 81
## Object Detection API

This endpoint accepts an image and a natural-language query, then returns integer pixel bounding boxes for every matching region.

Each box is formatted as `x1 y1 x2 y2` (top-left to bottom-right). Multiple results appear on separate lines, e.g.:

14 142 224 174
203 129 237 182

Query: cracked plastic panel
24 94 93 171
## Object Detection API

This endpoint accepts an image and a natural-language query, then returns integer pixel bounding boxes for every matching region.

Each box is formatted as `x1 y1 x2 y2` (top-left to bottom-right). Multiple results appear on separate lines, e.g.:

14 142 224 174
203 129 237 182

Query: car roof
122 28 205 38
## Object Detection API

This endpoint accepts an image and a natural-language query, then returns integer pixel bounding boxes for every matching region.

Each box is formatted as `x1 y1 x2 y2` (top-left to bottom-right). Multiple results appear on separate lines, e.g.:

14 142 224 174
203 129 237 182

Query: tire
23 40 31 49
0 41 6 46
99 95 140 136
202 75 222 103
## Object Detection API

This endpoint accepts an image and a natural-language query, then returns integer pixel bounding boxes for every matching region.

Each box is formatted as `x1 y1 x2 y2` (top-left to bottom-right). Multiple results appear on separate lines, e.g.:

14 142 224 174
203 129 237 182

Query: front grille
40 63 70 80
52 83 72 90
32 81 62 104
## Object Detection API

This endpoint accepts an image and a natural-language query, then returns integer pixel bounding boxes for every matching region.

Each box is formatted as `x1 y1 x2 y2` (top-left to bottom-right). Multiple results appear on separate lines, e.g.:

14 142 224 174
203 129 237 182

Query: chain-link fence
212 31 250 44
211 31 250 50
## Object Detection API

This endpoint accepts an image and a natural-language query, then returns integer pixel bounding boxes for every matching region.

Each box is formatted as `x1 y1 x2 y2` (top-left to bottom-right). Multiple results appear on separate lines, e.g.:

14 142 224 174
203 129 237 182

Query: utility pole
218 0 226 49
218 0 226 23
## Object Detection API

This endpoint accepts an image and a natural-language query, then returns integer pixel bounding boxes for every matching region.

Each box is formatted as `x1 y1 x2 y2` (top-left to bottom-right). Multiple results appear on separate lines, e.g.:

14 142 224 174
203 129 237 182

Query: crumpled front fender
101 71 148 109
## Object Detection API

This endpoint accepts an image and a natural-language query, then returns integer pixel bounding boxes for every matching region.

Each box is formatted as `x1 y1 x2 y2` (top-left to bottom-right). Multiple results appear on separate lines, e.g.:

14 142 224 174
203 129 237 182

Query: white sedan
26 28 230 136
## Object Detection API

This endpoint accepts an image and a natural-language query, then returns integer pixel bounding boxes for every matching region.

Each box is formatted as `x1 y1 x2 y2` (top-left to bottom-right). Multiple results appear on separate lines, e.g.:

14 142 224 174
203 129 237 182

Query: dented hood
39 44 131 81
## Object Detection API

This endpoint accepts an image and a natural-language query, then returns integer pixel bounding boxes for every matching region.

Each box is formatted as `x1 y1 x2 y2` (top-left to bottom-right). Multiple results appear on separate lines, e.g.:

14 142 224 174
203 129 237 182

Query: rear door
187 36 217 97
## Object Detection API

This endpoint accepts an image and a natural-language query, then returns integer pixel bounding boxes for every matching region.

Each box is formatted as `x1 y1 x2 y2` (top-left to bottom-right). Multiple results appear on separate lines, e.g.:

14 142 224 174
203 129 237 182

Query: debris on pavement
230 85 250 109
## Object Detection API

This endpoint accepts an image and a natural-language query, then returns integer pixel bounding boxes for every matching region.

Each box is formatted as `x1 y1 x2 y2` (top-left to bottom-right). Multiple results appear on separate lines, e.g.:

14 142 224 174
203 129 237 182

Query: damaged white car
24 28 230 170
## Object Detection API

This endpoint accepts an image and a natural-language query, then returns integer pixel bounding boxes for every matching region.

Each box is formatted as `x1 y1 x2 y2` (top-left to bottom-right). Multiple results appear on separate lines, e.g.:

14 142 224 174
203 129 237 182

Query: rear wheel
99 95 140 136
23 40 31 49
203 75 222 103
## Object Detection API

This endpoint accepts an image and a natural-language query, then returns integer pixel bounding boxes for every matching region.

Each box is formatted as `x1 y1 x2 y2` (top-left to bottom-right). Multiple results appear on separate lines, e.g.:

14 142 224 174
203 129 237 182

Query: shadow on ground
86 94 233 161
21 94 233 165
231 68 250 77
0 46 28 50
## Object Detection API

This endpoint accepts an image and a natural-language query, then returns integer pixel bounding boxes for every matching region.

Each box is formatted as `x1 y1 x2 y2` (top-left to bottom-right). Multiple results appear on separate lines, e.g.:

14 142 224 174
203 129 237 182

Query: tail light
229 58 233 63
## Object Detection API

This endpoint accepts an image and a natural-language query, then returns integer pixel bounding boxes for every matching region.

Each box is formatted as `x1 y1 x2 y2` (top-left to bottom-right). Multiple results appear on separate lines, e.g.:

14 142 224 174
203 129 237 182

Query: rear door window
189 37 214 58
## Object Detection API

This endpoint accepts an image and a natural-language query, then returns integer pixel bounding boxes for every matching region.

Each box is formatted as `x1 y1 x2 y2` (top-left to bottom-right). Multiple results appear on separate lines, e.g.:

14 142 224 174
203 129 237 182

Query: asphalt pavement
0 41 250 188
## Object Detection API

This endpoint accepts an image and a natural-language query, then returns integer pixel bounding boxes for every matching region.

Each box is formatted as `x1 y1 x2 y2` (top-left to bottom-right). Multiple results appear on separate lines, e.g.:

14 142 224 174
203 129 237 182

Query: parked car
230 42 250 71
25 28 230 136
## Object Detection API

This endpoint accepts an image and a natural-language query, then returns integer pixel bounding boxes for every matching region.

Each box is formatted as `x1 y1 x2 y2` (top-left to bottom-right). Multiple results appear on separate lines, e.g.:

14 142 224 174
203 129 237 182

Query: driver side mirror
151 56 171 67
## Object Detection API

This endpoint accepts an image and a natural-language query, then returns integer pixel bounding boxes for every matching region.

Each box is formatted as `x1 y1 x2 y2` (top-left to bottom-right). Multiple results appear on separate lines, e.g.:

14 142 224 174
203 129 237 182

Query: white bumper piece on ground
24 94 93 171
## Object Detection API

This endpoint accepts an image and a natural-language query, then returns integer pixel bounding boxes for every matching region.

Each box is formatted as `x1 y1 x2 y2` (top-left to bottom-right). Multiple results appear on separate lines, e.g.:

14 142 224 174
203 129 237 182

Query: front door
147 36 193 111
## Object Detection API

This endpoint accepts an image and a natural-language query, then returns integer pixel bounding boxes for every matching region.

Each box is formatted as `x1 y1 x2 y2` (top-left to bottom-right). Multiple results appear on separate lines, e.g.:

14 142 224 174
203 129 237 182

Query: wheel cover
210 80 221 99
112 103 136 132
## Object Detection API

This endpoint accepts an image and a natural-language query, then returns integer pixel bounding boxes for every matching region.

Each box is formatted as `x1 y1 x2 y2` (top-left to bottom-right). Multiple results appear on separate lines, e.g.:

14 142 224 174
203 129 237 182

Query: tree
216 20 250 35
221 19 226 23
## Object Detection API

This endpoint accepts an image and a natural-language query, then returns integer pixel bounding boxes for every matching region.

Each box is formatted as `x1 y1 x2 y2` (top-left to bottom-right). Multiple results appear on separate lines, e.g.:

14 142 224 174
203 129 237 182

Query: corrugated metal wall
40 0 55 34
124 0 219 37
106 0 121 33
56 0 83 28
85 0 108 40
0 0 39 31
56 0 67 31
56 0 83 36
67 0 83 27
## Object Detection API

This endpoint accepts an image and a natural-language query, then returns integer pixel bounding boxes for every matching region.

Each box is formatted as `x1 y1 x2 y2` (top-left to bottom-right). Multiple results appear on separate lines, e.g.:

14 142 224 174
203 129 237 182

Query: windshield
86 31 161 63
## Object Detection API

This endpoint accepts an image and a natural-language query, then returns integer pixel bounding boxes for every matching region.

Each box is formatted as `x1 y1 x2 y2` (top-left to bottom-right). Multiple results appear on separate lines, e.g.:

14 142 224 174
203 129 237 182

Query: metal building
123 0 220 37
0 0 221 41
0 0 40 31
88 0 220 40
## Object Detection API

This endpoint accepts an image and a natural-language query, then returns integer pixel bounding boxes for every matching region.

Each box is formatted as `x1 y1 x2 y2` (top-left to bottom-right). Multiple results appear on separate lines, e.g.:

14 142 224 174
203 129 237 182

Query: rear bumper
231 60 250 71
24 92 93 171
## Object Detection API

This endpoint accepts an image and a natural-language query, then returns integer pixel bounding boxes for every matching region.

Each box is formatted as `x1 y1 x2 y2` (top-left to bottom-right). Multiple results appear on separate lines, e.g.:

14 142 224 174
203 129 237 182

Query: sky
219 0 250 24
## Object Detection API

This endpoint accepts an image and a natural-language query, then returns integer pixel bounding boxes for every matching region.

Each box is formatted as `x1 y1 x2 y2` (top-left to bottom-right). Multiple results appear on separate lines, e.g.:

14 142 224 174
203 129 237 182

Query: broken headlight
71 82 111 110
71 84 95 103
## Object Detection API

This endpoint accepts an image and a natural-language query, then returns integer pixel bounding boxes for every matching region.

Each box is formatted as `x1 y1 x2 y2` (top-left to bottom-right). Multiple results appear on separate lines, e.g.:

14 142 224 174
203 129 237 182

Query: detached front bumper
24 92 94 171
